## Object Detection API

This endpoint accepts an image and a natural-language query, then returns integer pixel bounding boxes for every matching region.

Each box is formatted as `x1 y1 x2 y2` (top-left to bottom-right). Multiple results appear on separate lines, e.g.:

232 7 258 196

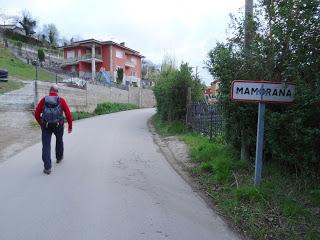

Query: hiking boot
43 168 51 175
56 157 63 164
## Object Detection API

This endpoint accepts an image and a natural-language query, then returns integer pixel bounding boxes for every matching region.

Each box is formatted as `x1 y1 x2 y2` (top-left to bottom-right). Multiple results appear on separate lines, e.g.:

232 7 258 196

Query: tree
42 23 59 45
161 54 177 72
142 59 160 84
70 35 83 44
116 68 124 84
38 48 45 67
19 11 37 36
58 37 70 46
154 62 203 121
206 0 320 176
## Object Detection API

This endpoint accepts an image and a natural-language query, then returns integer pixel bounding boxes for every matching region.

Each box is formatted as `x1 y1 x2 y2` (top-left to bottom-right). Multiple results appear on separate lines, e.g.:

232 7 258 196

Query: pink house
60 39 144 87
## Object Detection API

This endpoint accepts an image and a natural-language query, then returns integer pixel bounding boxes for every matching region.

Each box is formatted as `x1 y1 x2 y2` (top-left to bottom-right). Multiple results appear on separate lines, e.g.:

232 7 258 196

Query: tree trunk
241 129 250 161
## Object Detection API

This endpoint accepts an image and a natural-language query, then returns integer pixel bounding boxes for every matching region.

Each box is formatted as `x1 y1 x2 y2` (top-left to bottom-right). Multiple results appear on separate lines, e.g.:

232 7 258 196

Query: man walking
35 85 72 175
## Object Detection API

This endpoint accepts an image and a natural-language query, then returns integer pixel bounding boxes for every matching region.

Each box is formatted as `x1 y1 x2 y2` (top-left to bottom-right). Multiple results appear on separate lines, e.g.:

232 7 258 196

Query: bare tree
70 35 83 43
58 37 70 46
142 59 158 79
161 53 177 72
19 10 37 36
42 23 59 45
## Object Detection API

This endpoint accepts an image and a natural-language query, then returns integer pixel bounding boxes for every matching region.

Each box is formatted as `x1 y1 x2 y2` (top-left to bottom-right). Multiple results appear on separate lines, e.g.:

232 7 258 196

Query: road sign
231 80 295 103
231 80 295 186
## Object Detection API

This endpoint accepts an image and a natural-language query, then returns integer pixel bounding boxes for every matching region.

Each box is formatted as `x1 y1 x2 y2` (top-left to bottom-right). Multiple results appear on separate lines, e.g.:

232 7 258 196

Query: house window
131 57 137 65
78 49 81 57
116 50 123 58
67 50 75 59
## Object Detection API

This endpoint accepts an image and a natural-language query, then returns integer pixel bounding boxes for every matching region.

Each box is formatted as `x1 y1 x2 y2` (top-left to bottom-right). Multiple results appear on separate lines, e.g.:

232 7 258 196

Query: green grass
152 114 188 136
31 102 139 128
71 111 95 121
94 102 138 115
0 80 25 94
152 114 320 240
0 46 58 81
73 102 139 120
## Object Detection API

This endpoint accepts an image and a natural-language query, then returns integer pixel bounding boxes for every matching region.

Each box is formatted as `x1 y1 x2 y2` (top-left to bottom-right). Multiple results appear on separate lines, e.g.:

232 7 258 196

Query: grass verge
152 114 320 240
30 102 139 127
72 102 139 120
0 80 25 94
0 46 58 81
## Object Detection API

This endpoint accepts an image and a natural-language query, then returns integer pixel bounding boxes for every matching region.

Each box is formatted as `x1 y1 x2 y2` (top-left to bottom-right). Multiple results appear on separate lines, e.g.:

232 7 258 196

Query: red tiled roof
59 38 144 58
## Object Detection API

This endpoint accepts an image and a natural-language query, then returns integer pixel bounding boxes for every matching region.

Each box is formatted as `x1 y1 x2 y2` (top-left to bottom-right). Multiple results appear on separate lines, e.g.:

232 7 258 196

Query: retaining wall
35 81 155 112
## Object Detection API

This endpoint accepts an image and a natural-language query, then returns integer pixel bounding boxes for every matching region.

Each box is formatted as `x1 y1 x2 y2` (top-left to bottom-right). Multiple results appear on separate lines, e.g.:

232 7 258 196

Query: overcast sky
1 0 245 84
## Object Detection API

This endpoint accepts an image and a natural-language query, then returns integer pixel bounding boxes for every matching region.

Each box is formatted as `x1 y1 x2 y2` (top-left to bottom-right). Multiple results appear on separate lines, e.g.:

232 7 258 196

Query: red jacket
35 92 72 130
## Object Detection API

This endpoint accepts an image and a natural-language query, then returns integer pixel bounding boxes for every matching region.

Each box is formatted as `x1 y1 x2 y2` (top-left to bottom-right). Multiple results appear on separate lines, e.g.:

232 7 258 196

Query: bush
154 63 203 122
4 29 43 46
71 111 94 121
71 102 139 121
37 49 45 65
94 102 138 115
116 68 124 84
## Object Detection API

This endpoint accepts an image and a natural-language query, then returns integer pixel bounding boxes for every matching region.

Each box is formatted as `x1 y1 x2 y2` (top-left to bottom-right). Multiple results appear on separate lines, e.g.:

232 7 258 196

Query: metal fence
186 103 224 138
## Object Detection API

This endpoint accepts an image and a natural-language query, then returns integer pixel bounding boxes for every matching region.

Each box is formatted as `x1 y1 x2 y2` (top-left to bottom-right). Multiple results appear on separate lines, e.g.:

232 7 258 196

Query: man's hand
68 128 72 134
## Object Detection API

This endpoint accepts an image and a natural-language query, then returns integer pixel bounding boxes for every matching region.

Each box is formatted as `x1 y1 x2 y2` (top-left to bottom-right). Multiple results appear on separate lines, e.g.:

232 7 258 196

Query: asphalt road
0 108 241 240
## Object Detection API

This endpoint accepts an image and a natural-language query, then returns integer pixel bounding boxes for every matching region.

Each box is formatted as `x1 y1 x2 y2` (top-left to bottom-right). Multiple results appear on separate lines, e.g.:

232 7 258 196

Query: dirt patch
0 110 40 162
148 119 247 240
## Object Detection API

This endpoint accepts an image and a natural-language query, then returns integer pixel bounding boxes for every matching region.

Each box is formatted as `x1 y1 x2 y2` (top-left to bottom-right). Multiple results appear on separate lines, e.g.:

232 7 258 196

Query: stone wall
35 81 156 112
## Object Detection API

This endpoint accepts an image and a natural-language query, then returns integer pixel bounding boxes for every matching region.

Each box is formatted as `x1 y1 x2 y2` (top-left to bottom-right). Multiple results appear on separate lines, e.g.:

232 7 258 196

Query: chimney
120 42 125 46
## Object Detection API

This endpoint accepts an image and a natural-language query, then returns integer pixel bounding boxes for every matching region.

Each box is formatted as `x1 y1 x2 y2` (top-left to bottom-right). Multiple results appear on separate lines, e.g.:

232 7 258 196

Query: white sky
0 0 245 84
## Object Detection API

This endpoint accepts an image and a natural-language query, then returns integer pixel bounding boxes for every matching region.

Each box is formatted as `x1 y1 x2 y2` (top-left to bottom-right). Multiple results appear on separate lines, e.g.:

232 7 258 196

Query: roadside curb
147 117 247 240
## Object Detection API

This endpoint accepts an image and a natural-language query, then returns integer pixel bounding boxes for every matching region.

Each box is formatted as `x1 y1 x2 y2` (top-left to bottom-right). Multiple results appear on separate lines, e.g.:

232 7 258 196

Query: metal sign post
254 102 265 185
231 80 295 185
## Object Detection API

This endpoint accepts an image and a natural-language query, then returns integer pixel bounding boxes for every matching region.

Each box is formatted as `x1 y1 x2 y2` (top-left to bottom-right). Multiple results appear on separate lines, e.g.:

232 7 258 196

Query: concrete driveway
0 108 241 240
0 81 34 111
0 81 39 161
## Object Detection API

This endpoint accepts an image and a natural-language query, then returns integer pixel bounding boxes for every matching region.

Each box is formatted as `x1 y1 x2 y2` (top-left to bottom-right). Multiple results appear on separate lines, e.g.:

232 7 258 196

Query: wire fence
186 102 224 139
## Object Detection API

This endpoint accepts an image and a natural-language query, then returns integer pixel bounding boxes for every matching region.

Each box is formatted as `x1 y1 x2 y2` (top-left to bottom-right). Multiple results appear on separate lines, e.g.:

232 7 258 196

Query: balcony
79 54 102 62
62 54 102 66
125 76 139 83
125 60 135 68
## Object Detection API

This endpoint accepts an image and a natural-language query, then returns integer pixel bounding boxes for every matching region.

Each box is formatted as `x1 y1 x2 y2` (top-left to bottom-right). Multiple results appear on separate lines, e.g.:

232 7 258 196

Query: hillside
0 45 57 81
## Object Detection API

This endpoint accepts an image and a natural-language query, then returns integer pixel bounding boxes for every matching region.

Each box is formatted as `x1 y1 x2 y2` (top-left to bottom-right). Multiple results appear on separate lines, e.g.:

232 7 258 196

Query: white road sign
231 80 295 103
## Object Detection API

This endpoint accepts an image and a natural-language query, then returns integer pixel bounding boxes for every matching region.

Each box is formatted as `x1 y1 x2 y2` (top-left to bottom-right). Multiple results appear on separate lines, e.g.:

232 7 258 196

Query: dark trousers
41 123 64 170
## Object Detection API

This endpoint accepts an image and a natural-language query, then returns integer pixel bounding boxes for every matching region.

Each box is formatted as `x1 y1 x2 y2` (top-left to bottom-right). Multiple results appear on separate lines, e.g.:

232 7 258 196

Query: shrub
71 111 94 121
37 49 45 66
154 63 203 122
116 68 124 84
94 102 138 115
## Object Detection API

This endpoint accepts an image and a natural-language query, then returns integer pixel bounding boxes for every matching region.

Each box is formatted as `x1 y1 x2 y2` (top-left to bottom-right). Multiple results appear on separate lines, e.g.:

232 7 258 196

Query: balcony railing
125 76 139 83
125 60 135 68
63 54 102 65
80 54 102 60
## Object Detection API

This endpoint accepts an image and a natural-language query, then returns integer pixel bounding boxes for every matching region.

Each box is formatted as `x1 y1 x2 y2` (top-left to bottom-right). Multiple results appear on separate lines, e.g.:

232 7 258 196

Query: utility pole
191 66 199 79
195 66 199 79
245 0 253 49
241 0 254 162
244 0 266 186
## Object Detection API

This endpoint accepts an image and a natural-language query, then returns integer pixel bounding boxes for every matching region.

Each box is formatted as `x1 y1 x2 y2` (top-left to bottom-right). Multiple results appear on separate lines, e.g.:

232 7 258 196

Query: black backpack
42 96 63 123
